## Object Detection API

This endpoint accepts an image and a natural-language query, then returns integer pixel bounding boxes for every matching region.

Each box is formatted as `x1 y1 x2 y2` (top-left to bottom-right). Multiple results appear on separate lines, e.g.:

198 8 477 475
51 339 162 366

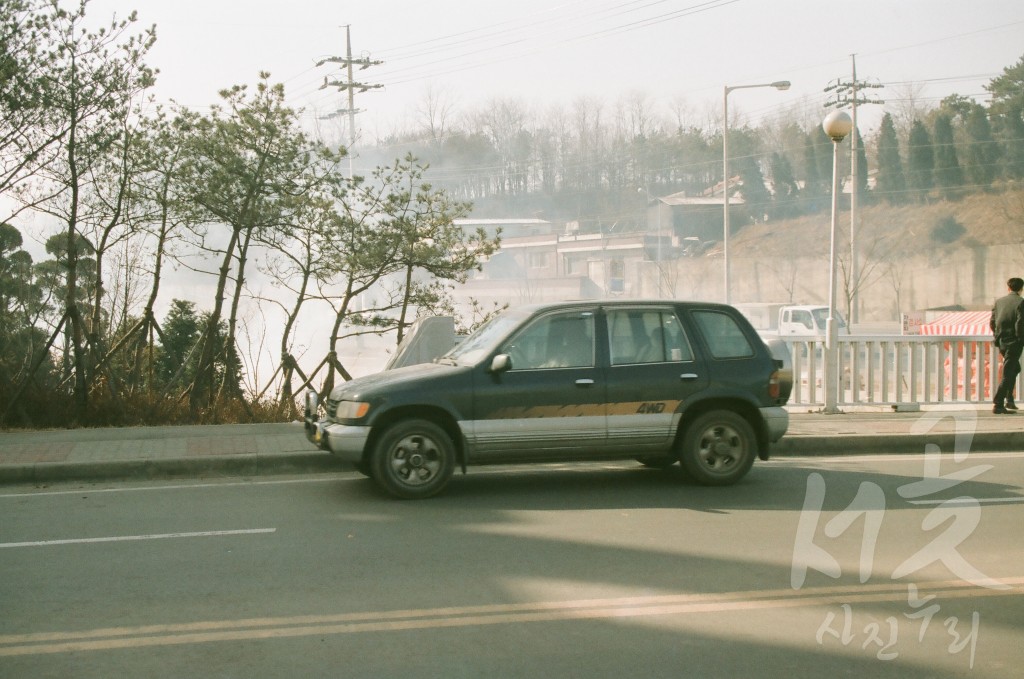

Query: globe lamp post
822 109 853 414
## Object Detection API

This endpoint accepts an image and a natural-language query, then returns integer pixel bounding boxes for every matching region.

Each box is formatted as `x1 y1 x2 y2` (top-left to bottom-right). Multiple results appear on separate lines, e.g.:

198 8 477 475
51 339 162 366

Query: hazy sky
87 0 1024 147
15 1 1024 380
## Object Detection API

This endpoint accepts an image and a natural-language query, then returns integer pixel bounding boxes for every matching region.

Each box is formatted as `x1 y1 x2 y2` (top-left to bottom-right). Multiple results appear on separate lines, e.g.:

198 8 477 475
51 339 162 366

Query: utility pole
317 25 383 178
824 55 883 325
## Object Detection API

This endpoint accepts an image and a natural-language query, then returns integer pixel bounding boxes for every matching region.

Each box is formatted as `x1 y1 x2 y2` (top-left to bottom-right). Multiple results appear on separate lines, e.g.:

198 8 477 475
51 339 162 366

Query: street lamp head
822 110 853 142
771 80 791 91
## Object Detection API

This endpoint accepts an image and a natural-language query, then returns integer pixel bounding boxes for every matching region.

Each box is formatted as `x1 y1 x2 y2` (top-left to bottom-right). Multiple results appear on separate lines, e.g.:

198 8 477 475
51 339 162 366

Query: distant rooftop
454 218 552 225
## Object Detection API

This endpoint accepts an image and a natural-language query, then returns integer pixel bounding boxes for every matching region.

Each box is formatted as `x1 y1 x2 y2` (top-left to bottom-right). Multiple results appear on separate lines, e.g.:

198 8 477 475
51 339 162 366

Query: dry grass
731 186 1024 259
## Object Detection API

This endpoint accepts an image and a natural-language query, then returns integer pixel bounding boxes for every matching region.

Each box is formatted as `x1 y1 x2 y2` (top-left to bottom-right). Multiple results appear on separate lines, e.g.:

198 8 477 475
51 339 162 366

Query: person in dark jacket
990 277 1024 414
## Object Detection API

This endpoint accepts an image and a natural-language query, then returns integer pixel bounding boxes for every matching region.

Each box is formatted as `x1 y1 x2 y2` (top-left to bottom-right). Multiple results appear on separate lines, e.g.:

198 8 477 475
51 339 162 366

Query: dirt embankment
730 187 1024 259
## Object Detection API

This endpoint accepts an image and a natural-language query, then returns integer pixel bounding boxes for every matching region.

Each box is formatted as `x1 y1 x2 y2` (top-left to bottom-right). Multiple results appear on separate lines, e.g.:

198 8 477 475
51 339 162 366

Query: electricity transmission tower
317 25 383 178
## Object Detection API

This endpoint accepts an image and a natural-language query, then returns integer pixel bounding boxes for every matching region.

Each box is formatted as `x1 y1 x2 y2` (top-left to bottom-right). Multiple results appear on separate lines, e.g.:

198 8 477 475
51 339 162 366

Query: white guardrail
768 334 1023 408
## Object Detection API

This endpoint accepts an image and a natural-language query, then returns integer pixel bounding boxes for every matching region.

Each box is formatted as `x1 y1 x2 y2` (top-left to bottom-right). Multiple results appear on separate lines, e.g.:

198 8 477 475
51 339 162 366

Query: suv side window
500 311 595 370
607 309 693 365
692 310 755 359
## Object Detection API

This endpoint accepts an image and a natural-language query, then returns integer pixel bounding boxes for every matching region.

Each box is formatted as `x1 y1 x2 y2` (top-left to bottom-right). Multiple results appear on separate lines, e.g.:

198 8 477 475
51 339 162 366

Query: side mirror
490 354 512 373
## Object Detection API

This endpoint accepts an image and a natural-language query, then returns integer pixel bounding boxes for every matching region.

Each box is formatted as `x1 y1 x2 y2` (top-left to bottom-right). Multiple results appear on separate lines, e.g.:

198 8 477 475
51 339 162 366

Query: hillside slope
731 188 1024 259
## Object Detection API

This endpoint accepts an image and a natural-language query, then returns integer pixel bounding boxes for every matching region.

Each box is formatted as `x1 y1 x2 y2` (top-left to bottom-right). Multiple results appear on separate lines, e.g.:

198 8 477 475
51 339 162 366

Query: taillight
768 368 793 402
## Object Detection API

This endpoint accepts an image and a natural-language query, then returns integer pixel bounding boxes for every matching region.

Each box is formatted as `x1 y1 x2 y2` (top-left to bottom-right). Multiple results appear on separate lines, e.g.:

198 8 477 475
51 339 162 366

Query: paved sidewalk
1 406 1021 485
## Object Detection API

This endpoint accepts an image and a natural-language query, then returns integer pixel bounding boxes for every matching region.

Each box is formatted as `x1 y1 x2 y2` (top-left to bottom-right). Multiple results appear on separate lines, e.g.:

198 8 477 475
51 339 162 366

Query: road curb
775 432 1023 456
0 452 347 485
2 433 1020 486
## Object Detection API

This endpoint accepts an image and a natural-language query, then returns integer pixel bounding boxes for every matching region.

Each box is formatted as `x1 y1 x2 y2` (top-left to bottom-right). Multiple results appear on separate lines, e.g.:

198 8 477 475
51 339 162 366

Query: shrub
930 215 966 244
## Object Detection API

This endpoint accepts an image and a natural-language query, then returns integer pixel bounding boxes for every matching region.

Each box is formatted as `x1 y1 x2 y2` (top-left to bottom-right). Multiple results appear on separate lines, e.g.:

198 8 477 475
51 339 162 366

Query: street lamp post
722 80 790 304
822 110 853 415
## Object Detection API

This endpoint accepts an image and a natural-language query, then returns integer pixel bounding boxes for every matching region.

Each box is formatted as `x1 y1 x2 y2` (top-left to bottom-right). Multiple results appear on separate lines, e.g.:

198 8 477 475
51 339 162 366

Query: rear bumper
759 406 789 443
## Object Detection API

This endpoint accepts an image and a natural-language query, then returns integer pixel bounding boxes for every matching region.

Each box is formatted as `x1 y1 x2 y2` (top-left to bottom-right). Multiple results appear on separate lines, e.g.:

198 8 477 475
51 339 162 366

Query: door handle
680 373 699 380
575 379 595 387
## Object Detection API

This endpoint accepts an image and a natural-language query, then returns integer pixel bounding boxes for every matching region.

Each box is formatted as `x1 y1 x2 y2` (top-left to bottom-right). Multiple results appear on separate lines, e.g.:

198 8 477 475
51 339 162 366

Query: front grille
324 398 338 419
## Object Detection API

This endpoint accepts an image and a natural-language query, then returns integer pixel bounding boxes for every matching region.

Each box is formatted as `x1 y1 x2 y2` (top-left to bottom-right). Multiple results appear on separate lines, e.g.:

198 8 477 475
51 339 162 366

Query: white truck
734 303 848 339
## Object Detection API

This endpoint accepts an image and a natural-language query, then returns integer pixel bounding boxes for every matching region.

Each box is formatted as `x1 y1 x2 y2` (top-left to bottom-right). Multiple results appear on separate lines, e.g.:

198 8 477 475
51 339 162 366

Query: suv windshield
442 307 534 365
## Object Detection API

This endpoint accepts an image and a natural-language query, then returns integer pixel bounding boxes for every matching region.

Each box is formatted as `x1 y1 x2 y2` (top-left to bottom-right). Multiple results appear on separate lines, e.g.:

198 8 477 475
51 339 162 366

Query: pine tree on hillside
875 113 906 204
769 152 798 218
907 120 935 202
964 106 1000 189
800 131 826 213
933 114 964 199
853 128 869 201
985 53 1024 180
737 155 771 223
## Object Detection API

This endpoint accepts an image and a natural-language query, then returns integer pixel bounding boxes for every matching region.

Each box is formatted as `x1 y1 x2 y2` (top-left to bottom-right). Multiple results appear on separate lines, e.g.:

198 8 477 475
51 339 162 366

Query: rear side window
693 311 754 359
606 309 693 365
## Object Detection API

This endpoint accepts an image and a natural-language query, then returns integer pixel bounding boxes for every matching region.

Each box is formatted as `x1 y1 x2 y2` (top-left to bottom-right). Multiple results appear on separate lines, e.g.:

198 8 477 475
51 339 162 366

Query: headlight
335 400 371 420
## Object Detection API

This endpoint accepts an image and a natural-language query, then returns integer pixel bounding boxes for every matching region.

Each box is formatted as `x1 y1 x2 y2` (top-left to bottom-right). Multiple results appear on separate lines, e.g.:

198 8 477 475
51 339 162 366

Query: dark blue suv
305 301 792 498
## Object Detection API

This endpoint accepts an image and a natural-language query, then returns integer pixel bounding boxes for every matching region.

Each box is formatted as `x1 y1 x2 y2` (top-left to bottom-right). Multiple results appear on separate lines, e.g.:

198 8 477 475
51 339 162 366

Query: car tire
678 410 755 486
371 419 455 499
353 459 374 478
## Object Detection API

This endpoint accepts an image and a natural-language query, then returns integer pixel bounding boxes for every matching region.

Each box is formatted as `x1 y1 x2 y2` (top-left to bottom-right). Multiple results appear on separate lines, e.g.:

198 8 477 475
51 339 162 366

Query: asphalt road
2 451 1023 678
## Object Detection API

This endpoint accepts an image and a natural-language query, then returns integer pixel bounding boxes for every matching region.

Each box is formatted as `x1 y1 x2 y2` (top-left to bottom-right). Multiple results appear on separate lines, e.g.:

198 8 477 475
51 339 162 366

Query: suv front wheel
679 410 755 486
371 419 455 499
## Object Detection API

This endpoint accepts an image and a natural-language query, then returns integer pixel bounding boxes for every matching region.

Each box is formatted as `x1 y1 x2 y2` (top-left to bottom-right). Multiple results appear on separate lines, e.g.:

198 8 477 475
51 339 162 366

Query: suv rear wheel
371 419 455 499
679 410 755 486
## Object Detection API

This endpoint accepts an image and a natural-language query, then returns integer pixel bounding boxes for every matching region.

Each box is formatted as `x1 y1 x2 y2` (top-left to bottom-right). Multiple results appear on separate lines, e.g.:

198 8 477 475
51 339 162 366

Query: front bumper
305 418 370 462
303 390 369 463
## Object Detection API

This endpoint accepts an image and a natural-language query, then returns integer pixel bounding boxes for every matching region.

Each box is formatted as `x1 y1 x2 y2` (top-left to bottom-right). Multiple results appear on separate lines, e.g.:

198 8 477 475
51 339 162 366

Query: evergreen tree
984 53 1024 180
155 299 200 386
1002 114 1024 180
155 300 242 396
0 223 38 324
736 155 771 223
964 106 999 189
932 113 964 199
938 94 977 121
0 223 52 399
769 151 798 218
875 113 906 204
853 128 869 201
0 222 54 425
800 131 825 213
907 120 935 202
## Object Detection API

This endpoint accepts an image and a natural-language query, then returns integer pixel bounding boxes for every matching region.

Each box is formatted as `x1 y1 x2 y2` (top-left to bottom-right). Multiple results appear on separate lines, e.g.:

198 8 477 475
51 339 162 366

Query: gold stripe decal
608 401 681 416
487 401 682 419
487 404 605 418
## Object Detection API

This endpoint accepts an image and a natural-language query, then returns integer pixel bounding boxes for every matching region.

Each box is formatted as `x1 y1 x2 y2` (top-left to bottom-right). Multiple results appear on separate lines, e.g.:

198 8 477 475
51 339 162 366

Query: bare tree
414 83 458 147
889 82 932 139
